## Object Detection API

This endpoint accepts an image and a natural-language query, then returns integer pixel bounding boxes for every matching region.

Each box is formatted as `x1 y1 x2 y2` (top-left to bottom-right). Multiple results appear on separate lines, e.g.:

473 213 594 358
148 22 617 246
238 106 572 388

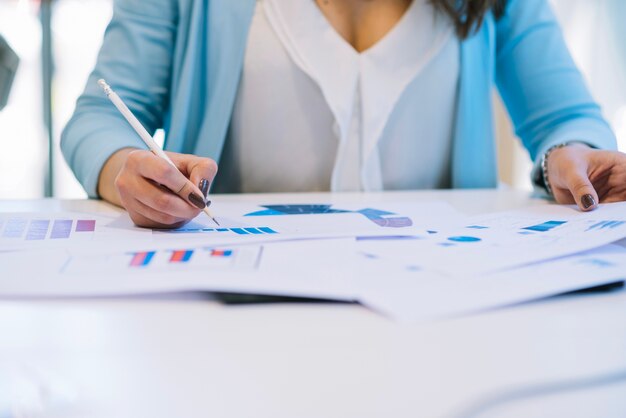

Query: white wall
0 0 46 198
0 0 112 199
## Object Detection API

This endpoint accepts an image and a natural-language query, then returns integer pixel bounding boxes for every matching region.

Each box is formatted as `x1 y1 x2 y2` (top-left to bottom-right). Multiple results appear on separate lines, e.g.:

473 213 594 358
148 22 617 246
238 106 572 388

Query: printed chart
354 204 626 277
245 204 413 228
63 246 262 275
159 226 278 236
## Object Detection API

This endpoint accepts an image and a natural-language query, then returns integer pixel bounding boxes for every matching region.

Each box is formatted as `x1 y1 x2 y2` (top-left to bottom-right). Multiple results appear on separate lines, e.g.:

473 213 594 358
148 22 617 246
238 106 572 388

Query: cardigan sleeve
61 0 177 198
495 0 617 187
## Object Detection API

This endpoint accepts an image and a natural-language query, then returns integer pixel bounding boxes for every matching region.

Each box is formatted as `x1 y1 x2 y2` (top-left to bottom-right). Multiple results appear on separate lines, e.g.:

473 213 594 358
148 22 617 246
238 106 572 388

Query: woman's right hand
98 148 218 229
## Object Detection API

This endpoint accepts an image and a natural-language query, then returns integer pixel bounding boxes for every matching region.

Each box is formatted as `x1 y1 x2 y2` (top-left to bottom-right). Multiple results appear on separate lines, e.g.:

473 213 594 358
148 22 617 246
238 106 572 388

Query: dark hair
431 0 507 39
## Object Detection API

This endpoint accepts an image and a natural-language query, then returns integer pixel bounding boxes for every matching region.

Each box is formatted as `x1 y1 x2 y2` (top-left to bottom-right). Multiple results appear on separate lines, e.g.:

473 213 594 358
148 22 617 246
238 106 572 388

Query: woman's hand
98 148 218 228
547 143 626 211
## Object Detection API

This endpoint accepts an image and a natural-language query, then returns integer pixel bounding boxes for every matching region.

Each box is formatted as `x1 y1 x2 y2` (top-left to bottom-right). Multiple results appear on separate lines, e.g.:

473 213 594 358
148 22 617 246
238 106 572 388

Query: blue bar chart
64 246 262 275
162 226 278 235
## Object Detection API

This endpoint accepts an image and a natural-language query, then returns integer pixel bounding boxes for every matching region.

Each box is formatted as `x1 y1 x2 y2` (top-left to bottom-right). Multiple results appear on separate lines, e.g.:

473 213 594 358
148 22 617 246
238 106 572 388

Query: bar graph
129 251 156 267
163 226 278 235
64 246 262 275
210 249 233 257
170 250 194 263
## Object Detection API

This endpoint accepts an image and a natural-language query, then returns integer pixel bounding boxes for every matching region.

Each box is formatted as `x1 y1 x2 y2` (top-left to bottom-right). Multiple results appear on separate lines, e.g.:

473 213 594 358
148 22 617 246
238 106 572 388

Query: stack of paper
0 201 625 322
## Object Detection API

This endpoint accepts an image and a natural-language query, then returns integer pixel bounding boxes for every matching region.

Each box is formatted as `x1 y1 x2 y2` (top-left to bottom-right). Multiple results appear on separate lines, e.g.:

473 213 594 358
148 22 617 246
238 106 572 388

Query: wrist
536 142 593 197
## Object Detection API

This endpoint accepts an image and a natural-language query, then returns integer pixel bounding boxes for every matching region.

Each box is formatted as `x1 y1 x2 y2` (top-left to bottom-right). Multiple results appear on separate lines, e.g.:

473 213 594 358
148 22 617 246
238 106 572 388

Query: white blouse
214 0 460 193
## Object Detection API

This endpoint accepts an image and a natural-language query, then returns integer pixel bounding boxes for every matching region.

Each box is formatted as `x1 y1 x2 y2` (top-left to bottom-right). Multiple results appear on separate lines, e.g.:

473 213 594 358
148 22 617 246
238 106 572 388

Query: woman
62 0 626 228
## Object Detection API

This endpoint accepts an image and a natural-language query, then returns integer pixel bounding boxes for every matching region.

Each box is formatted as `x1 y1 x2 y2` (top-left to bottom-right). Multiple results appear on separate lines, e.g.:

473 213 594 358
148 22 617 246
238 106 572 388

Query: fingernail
582 194 596 209
199 178 210 199
188 192 206 209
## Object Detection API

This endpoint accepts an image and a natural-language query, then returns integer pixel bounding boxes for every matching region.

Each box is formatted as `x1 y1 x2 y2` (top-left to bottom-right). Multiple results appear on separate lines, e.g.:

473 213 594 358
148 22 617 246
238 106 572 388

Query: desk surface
1 190 625 418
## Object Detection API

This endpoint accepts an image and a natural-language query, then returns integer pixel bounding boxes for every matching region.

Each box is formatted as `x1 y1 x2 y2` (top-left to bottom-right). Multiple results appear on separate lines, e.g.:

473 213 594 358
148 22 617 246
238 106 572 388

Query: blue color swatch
447 236 482 243
522 220 567 233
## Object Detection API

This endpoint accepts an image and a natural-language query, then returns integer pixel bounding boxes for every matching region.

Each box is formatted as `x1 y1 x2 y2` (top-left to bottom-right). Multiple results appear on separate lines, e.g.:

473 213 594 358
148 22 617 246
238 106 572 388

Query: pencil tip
212 218 220 226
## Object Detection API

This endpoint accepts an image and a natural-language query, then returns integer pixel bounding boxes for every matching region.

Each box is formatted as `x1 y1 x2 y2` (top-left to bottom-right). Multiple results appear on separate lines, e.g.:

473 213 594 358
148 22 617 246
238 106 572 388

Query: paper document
357 241 626 321
0 239 359 301
354 202 626 277
112 201 467 243
1 200 625 322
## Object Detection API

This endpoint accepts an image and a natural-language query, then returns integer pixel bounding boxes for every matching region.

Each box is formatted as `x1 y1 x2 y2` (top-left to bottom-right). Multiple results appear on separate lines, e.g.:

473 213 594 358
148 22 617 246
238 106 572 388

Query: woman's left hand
547 143 626 211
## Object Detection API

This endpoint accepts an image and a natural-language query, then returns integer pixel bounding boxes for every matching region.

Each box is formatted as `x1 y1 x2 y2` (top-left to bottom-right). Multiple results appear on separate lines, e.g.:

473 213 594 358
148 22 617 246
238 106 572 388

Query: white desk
1 190 625 418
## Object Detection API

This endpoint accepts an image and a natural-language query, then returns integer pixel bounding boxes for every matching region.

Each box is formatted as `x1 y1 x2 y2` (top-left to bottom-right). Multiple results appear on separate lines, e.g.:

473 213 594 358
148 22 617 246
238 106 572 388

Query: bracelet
540 143 572 196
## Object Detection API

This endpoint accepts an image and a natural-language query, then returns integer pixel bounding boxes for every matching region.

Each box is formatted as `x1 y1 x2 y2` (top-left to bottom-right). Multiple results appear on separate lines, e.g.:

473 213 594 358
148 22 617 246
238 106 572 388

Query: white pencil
98 79 219 225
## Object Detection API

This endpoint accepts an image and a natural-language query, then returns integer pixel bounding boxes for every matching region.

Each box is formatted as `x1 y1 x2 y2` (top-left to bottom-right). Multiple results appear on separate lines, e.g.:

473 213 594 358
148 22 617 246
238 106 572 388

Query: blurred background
0 0 624 199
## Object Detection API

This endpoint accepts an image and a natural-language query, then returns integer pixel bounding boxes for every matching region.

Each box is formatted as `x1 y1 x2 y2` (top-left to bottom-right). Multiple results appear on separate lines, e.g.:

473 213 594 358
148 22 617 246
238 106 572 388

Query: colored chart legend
76 220 96 232
2 219 27 238
25 220 50 241
50 220 73 239
0 218 97 241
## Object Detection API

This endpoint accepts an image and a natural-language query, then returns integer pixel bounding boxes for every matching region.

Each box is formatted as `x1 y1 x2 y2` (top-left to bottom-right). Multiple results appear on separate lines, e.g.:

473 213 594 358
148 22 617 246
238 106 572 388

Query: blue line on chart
577 258 616 268
586 220 626 231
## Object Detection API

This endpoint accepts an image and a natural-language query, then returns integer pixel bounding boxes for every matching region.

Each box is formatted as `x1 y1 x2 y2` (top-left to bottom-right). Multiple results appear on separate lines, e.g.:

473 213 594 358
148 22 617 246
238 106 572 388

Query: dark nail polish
582 194 596 209
199 178 210 199
188 192 206 209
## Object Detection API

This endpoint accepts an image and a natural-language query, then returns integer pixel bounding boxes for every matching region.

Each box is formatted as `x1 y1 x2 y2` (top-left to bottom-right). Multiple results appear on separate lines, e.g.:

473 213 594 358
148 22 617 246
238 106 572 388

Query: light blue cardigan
61 0 617 198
